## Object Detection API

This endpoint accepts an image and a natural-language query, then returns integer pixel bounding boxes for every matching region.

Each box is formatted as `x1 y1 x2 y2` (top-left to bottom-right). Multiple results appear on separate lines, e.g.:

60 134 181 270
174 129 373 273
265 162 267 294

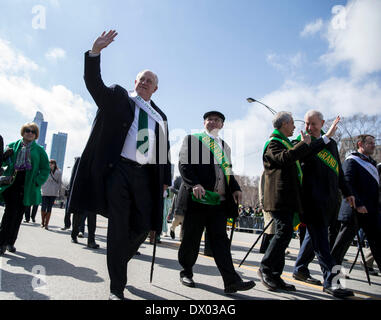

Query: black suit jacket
68 52 172 233
178 134 241 218
299 138 351 226
338 153 379 222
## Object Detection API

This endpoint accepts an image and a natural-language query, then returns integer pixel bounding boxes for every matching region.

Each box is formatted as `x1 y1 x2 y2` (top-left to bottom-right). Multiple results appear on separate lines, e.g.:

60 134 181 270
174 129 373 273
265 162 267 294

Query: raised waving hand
91 30 118 54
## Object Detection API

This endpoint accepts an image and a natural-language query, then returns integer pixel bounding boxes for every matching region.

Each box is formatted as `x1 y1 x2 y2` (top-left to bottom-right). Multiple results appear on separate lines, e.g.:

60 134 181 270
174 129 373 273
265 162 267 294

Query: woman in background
0 123 50 254
41 159 62 230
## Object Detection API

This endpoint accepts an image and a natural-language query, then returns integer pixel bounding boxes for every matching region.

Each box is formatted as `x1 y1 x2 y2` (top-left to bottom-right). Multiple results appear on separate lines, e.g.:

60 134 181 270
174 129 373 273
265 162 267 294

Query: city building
50 132 68 172
33 111 48 150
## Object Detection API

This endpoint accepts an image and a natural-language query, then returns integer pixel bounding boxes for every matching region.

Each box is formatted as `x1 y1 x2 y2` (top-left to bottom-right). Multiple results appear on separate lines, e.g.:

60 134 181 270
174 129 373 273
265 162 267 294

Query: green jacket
0 139 50 206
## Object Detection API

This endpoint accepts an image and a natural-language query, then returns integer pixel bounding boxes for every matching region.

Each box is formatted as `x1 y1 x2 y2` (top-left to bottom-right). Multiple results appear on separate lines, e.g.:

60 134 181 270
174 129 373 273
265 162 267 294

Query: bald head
304 109 325 138
134 69 158 101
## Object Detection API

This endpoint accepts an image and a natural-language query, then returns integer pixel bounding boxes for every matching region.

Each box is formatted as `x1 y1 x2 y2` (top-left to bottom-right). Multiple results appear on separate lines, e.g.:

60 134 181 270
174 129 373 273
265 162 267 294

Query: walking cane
349 247 360 274
150 234 157 283
229 217 236 246
239 218 274 268
351 209 371 286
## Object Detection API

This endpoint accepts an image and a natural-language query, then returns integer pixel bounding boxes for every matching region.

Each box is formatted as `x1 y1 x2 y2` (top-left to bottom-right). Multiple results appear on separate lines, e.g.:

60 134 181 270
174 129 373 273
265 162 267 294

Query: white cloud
300 18 323 37
321 0 381 77
266 52 304 74
0 38 38 73
0 38 93 180
45 47 66 61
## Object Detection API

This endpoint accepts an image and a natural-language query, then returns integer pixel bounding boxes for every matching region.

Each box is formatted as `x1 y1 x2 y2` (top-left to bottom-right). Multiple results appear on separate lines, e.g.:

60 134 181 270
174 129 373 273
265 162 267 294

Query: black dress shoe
275 277 296 291
180 275 195 288
224 280 256 294
87 242 99 249
0 245 6 255
257 269 278 291
293 271 322 285
6 245 16 253
109 293 127 300
323 287 354 299
71 237 78 244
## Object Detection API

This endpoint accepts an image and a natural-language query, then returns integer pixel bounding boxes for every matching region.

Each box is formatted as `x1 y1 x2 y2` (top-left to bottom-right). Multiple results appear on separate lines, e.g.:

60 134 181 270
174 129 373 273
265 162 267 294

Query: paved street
0 206 380 301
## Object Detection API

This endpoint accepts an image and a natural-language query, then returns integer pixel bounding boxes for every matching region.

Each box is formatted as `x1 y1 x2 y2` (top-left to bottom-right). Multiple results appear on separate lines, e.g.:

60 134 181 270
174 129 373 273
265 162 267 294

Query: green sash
193 132 232 185
263 129 303 185
296 131 339 177
191 132 233 205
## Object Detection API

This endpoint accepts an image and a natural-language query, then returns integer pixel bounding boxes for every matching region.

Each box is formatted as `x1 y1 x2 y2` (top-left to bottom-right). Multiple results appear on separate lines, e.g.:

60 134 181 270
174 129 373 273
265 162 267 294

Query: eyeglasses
24 129 37 134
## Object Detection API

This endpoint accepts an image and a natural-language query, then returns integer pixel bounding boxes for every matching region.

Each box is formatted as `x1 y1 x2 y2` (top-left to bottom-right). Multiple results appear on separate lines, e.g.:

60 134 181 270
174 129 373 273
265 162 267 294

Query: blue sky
1 0 381 180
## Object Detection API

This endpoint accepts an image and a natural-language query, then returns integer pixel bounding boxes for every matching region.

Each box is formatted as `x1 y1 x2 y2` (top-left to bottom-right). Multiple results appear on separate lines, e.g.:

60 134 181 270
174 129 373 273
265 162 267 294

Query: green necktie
137 108 149 154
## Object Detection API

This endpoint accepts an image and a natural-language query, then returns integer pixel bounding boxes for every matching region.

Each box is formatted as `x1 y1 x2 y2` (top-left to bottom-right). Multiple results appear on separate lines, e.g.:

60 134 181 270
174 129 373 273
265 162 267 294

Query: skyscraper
33 111 48 150
50 132 68 172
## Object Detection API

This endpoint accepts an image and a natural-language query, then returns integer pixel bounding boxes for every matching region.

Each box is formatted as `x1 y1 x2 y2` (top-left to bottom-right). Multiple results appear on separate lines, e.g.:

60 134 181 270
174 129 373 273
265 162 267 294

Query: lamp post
247 97 277 115
246 97 305 124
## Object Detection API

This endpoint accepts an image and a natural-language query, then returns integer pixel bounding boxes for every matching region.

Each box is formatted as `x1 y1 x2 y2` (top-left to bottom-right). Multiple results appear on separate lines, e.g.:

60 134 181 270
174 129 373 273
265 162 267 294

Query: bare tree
235 175 260 207
324 113 381 162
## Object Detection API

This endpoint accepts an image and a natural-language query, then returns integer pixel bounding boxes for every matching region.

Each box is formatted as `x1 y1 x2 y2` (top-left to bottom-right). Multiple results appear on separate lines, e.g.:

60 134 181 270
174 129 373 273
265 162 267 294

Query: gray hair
305 109 324 121
136 69 159 86
272 111 293 129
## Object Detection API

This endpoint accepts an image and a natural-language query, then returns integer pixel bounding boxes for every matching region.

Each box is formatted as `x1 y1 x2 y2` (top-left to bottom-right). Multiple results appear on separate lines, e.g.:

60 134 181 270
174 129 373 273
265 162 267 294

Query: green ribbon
263 129 303 185
137 108 149 154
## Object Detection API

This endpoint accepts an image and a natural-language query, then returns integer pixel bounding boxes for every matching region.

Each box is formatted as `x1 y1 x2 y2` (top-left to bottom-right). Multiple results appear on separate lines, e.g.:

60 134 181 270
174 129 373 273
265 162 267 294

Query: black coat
0 135 3 165
338 153 379 222
68 52 172 233
299 138 350 226
263 133 325 216
178 134 241 218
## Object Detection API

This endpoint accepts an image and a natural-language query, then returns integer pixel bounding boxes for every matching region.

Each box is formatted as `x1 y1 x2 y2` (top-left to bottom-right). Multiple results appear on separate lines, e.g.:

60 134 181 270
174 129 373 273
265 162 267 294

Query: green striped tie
137 108 149 154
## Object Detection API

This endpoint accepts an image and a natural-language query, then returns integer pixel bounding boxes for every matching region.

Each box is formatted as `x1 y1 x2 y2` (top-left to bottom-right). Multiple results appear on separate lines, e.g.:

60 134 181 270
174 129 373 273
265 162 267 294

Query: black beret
203 111 225 122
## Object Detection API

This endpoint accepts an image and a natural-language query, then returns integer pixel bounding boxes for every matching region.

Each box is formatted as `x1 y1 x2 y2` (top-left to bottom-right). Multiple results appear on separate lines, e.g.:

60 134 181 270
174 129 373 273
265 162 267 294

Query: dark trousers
0 171 26 246
331 213 381 270
178 202 241 287
259 233 274 254
260 210 294 279
106 160 153 296
71 211 97 244
294 224 336 288
63 200 71 228
24 204 38 222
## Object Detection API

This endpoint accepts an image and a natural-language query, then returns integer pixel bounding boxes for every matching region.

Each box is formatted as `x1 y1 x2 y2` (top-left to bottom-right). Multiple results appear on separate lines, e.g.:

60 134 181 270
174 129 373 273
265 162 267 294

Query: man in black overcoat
178 111 255 294
292 110 355 298
68 31 172 300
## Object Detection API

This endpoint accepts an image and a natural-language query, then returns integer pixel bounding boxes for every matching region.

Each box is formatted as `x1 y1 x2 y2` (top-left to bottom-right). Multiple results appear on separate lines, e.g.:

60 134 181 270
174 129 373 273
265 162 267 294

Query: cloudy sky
1 0 381 181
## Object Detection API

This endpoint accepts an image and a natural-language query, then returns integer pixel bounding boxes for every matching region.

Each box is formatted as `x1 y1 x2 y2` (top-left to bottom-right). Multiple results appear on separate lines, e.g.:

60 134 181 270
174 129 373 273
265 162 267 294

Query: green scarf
263 129 303 185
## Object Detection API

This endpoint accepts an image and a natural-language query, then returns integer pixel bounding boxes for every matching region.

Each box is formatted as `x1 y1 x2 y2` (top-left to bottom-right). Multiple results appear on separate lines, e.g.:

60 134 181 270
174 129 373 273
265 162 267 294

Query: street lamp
247 97 305 124
247 97 277 115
